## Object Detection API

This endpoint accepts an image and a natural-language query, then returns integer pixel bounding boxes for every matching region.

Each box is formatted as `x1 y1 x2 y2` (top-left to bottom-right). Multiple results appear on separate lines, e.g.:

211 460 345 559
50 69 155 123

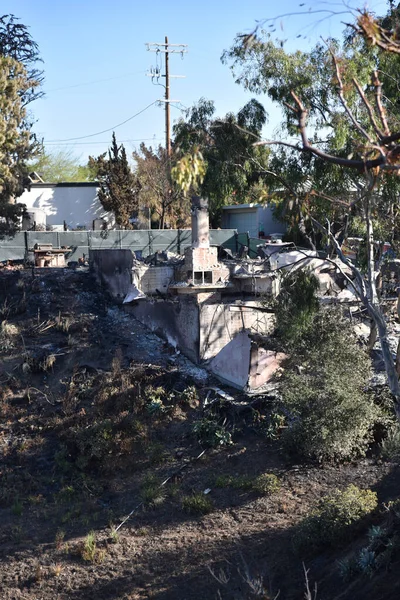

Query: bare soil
0 267 399 600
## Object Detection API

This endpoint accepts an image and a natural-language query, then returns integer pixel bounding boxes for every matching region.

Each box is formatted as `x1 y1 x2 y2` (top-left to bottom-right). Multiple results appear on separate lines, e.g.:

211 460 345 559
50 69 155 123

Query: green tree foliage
274 268 320 348
0 15 42 233
0 14 43 105
89 133 141 229
133 143 188 229
0 56 38 233
173 98 270 225
222 12 400 243
28 148 95 183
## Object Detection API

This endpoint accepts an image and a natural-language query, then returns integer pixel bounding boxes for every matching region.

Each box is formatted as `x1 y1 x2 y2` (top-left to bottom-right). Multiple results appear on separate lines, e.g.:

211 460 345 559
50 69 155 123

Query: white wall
18 184 116 230
221 204 286 237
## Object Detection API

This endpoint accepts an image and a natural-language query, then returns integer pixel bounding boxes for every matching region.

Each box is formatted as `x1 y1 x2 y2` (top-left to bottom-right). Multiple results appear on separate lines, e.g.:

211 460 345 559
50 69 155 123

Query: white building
18 182 115 230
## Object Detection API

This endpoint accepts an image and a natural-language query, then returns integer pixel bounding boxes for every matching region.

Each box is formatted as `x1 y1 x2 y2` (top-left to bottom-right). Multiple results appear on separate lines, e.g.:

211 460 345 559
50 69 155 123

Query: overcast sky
9 0 389 164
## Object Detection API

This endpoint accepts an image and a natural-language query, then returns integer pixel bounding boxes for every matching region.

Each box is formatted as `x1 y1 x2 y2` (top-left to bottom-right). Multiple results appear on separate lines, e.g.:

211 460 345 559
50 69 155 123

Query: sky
8 0 389 165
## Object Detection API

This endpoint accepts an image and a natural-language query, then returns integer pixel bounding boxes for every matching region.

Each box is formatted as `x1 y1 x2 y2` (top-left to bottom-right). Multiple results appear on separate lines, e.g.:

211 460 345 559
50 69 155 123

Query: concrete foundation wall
248 346 286 390
133 265 174 295
199 303 275 361
209 331 251 389
90 249 133 301
126 298 200 363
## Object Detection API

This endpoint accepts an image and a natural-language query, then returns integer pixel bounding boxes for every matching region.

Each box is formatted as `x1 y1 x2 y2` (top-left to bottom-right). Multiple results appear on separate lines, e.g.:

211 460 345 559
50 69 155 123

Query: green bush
280 309 380 462
294 484 378 553
192 418 232 447
214 473 280 495
274 268 320 349
252 473 280 495
380 425 400 460
181 493 213 515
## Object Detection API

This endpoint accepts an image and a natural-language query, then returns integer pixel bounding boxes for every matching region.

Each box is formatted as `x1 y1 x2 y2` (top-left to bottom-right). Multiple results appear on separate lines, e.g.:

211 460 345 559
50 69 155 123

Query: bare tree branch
372 70 390 136
352 76 384 140
328 48 374 143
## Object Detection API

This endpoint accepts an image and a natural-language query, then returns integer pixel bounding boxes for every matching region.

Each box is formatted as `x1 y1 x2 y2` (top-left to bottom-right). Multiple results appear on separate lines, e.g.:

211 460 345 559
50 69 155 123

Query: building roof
222 203 262 211
28 182 99 188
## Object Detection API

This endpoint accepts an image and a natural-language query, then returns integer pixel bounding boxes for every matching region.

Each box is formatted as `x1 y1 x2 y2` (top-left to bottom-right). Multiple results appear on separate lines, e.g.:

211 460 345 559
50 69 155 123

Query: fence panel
178 229 192 253
58 231 90 261
150 230 179 255
119 230 153 257
0 228 239 262
0 233 26 261
248 237 262 258
27 231 59 248
210 230 236 252
90 231 121 249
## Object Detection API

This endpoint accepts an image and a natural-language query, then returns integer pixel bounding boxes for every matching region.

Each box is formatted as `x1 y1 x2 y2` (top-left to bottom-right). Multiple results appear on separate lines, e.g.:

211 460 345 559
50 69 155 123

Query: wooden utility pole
146 38 188 157
165 36 171 157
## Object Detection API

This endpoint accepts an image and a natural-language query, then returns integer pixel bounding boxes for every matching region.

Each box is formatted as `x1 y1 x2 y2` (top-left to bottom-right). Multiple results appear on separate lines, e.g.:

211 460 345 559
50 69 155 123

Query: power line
45 70 146 93
46 101 158 142
45 137 164 146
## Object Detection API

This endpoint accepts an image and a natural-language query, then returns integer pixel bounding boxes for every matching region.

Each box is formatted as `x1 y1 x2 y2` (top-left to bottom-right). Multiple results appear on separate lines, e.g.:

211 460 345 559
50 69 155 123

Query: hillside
0 267 399 600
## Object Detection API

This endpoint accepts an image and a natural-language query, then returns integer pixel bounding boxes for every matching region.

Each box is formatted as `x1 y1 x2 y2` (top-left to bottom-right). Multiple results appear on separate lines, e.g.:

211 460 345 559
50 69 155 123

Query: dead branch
355 11 400 56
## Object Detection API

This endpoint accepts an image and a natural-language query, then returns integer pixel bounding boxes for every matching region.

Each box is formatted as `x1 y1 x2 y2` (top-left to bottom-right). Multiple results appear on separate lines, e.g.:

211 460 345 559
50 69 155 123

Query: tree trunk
365 196 400 419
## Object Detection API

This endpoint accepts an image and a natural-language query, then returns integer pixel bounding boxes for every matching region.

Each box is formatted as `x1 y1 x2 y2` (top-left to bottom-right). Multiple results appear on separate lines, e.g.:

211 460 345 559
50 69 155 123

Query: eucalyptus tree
173 98 270 225
221 4 400 418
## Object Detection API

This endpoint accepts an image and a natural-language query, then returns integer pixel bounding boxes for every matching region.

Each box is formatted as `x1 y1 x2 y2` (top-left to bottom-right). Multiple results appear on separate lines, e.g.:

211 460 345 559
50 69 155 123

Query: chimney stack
191 196 209 248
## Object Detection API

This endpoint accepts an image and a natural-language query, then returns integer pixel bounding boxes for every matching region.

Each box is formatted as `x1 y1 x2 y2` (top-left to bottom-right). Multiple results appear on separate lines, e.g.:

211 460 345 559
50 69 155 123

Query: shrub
140 474 166 507
280 309 380 462
380 425 400 460
294 485 378 553
214 473 280 495
80 531 105 563
252 473 280 495
181 493 213 515
192 418 232 447
214 474 254 490
274 268 320 349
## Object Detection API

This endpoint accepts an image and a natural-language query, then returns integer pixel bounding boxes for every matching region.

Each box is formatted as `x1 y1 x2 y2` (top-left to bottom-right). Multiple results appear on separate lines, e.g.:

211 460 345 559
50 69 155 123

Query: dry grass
1 320 19 337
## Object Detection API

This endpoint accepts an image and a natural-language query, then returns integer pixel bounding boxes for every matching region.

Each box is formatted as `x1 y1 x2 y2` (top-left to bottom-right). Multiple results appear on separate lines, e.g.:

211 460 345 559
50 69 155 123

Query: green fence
0 229 238 263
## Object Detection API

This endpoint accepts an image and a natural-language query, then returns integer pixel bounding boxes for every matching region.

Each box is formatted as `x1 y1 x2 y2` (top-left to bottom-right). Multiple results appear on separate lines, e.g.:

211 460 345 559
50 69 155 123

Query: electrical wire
45 71 146 93
45 137 164 146
46 101 158 142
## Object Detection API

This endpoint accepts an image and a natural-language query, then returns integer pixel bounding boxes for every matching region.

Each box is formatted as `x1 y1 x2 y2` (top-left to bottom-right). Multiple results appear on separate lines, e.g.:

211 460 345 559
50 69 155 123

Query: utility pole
146 38 187 157
165 36 170 156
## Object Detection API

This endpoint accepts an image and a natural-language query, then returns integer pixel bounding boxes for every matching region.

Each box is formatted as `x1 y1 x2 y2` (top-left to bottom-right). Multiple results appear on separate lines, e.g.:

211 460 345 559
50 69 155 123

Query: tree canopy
0 14 42 233
0 14 44 105
89 133 141 229
29 148 96 183
0 56 38 233
133 143 189 229
222 7 400 245
173 98 270 225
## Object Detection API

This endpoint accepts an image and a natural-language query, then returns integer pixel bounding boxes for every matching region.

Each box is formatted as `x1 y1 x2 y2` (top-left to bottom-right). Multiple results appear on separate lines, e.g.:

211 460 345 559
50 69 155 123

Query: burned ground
0 268 399 599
